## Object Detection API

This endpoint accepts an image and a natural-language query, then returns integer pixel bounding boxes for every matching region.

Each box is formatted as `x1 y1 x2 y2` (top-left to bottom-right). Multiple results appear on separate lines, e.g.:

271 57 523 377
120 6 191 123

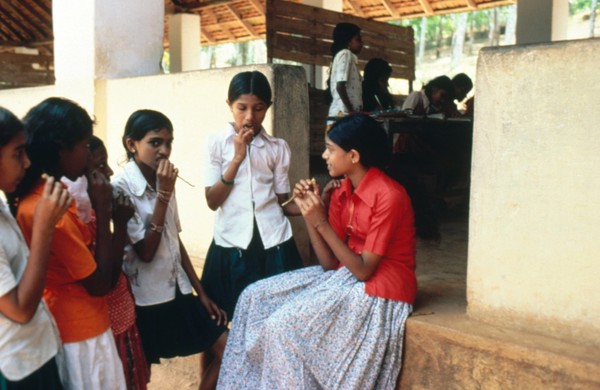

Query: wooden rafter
418 0 434 15
201 27 216 43
345 0 366 18
465 0 478 9
4 0 47 39
0 3 31 40
247 0 265 16
225 4 258 37
380 0 400 18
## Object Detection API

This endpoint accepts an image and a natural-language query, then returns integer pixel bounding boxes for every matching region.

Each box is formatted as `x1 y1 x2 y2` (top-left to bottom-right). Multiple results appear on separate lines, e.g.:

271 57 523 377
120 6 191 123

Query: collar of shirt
338 167 383 208
123 160 152 197
0 198 22 240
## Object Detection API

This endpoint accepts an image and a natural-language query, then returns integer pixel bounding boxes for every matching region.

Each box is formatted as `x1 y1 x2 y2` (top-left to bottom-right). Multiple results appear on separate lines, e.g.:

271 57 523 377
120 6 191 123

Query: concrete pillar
468 39 600 346
301 0 342 89
53 0 164 82
516 0 568 44
168 13 202 73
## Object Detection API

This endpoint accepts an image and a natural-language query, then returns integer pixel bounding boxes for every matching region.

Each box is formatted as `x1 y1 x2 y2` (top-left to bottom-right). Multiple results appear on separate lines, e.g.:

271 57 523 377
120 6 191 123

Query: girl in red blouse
218 113 416 389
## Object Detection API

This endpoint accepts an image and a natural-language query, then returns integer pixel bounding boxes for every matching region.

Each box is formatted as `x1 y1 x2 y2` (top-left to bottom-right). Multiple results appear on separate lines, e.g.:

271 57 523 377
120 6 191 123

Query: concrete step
398 311 600 389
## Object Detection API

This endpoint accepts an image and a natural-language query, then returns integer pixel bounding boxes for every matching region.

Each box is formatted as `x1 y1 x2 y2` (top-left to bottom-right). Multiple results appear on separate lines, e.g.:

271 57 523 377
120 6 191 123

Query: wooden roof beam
201 27 216 43
225 4 258 38
4 0 48 39
380 0 400 18
247 0 265 16
345 0 366 17
418 0 434 15
0 4 30 41
465 0 478 9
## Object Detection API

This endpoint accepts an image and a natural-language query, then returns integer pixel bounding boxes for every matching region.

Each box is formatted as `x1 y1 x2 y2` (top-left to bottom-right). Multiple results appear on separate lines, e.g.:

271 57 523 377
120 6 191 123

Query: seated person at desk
362 58 395 112
401 75 454 116
445 73 473 117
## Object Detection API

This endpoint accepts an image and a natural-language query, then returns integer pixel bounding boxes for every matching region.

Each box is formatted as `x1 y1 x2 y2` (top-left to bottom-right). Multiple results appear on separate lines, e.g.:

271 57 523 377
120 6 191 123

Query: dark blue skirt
0 357 62 390
135 288 228 364
201 221 302 319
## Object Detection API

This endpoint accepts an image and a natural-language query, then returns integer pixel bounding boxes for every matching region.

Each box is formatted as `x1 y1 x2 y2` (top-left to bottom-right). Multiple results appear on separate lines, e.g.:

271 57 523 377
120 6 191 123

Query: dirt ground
148 355 202 389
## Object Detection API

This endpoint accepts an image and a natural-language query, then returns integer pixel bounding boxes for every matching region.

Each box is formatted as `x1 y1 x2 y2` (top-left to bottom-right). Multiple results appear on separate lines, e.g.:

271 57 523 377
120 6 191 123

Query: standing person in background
63 135 150 390
0 106 71 390
327 22 363 125
11 97 126 389
202 70 302 321
362 58 395 112
112 109 227 390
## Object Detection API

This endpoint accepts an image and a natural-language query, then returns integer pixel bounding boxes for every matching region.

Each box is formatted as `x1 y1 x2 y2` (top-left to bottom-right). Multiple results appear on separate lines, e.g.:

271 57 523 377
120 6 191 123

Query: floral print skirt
218 266 412 390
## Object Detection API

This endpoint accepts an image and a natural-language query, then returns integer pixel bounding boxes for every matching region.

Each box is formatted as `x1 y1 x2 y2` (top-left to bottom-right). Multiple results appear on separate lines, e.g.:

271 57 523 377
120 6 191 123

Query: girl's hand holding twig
88 170 113 215
156 159 177 203
233 126 254 164
295 190 327 230
34 175 72 233
112 189 134 227
198 292 228 326
284 178 318 207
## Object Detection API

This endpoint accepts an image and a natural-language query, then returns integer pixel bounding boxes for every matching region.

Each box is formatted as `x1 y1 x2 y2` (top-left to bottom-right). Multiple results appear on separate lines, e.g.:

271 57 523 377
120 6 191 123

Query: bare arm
132 160 177 263
205 127 253 210
336 81 355 113
81 170 121 296
0 178 71 323
110 191 134 284
179 238 227 326
294 182 382 281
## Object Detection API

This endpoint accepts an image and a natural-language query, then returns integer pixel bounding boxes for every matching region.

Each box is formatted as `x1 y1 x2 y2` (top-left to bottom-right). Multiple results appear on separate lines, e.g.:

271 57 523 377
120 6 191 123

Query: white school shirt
112 160 193 306
0 199 61 381
204 123 293 250
328 49 363 121
402 90 432 114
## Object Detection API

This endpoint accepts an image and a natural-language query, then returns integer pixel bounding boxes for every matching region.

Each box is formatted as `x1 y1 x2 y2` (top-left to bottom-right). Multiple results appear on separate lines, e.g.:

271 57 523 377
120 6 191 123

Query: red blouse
328 168 417 303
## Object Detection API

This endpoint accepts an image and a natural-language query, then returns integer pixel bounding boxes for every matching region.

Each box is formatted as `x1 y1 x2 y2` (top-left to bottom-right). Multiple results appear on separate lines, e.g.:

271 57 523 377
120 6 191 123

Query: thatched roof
1 0 515 51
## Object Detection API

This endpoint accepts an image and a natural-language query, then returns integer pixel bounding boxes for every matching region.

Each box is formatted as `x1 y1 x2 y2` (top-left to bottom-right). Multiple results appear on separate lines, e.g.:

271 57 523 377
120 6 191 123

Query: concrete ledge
398 312 600 389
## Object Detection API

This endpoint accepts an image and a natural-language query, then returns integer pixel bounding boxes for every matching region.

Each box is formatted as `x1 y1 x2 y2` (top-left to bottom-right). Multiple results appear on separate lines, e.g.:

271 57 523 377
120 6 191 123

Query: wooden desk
376 116 473 142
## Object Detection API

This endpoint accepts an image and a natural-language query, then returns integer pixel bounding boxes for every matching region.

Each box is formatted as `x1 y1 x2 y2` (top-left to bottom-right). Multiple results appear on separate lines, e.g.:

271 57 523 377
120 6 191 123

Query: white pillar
301 0 342 89
168 13 202 73
516 0 568 44
53 0 164 82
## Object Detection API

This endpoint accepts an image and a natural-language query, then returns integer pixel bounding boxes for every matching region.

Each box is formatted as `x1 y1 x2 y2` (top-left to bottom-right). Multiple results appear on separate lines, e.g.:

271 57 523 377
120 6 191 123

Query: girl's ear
350 149 361 164
226 99 232 110
125 138 136 154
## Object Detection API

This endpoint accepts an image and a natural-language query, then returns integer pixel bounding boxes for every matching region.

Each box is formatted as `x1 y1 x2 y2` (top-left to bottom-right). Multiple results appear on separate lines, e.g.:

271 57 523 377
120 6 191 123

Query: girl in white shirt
202 70 302 320
0 107 71 389
327 22 363 124
112 109 227 390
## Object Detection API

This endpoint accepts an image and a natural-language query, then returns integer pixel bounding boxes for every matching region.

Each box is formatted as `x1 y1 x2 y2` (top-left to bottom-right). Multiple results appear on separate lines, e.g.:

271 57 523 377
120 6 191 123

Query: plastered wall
0 64 310 264
467 38 600 345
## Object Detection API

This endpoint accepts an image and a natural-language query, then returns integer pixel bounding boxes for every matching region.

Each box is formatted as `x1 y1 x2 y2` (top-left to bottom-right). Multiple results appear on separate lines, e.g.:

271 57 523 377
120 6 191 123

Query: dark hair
10 97 93 201
327 114 391 170
452 73 473 91
0 107 24 148
228 71 272 106
89 134 104 152
362 58 394 111
122 109 173 160
424 75 455 100
331 23 361 57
